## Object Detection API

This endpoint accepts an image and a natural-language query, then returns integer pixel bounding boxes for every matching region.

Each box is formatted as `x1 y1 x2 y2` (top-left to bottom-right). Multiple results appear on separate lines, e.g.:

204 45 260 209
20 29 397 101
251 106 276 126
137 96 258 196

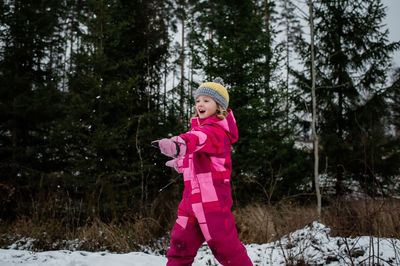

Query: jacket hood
191 109 239 144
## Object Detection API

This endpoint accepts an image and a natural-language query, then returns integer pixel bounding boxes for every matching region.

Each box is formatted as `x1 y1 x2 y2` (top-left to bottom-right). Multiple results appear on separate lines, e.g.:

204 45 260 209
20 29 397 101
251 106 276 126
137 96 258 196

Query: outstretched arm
156 136 187 158
179 126 226 155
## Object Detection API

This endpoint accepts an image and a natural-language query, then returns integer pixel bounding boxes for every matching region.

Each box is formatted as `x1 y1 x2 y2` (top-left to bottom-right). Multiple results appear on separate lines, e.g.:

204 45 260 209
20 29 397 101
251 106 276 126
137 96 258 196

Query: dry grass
75 217 163 252
235 203 317 243
235 198 400 244
0 215 167 252
0 186 179 252
322 198 400 238
1 198 400 252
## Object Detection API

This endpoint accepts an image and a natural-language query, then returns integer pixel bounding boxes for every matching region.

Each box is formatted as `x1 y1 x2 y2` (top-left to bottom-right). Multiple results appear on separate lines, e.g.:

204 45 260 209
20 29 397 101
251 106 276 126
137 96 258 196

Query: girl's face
195 95 218 119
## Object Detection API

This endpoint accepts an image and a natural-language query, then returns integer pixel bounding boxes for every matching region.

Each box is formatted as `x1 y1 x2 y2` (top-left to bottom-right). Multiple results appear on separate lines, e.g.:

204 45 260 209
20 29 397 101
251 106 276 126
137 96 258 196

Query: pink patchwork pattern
192 203 211 241
176 215 188 229
199 223 212 241
191 130 207 145
166 110 253 265
177 111 238 207
191 187 200 194
199 182 218 203
183 154 195 181
197 172 218 202
210 156 226 171
192 203 206 223
180 112 238 155
216 118 229 132
183 168 191 181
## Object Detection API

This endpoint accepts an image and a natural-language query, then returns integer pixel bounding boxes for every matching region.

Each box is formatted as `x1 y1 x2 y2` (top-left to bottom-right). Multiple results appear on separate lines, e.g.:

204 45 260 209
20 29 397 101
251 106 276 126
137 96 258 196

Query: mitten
165 158 183 173
158 136 186 158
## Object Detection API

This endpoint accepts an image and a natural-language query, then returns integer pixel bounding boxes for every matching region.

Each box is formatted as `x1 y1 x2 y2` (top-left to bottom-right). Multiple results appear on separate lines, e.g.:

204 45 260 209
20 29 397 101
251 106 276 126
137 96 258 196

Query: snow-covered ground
1 222 399 266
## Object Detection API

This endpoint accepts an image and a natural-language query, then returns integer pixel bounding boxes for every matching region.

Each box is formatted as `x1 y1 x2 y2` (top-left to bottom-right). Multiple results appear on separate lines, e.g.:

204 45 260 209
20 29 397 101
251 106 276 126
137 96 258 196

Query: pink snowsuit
166 110 253 266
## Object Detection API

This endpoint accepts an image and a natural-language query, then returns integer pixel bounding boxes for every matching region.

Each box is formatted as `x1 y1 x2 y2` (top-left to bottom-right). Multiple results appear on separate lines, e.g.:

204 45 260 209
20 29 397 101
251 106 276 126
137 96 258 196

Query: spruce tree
64 0 174 219
277 0 302 126
187 0 311 203
0 0 66 217
292 0 400 196
382 68 400 194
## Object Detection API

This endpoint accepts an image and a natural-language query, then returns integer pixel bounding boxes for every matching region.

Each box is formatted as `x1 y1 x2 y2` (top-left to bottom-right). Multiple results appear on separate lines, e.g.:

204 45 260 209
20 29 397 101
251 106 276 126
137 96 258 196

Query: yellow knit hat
194 77 229 109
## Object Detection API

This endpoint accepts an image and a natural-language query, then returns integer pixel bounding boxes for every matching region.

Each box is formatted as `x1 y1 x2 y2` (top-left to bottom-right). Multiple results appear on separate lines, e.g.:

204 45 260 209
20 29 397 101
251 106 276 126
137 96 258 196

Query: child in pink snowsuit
154 78 253 266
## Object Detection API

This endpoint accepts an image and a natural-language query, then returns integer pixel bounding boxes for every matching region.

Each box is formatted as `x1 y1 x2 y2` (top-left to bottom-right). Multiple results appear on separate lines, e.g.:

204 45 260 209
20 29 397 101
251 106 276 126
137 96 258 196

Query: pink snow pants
166 181 253 266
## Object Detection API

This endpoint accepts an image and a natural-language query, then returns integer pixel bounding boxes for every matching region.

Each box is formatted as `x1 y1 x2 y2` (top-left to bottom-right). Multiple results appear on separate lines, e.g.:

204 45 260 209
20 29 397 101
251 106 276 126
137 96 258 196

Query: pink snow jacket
166 110 254 264
175 109 238 207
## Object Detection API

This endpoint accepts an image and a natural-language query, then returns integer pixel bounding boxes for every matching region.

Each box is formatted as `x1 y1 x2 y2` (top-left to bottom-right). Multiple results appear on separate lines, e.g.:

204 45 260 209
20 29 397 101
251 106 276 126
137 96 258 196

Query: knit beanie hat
194 77 229 109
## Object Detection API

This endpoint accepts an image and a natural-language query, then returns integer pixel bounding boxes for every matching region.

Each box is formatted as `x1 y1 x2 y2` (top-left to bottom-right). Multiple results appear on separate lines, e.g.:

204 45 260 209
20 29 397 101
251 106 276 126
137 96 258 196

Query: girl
154 78 253 266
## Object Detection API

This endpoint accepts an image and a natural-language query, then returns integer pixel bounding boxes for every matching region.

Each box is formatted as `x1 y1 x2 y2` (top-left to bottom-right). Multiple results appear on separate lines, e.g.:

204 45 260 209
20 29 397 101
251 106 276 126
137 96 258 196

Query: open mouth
199 110 206 114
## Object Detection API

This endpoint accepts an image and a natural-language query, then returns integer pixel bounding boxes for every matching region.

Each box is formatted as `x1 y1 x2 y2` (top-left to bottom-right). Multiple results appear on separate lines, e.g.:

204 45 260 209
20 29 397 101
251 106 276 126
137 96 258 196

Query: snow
0 250 168 266
1 222 399 266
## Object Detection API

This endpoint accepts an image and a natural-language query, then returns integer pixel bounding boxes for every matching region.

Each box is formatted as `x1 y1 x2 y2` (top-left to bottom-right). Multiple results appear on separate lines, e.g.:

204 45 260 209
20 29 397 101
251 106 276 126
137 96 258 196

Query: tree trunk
180 16 185 121
309 0 321 218
285 0 290 127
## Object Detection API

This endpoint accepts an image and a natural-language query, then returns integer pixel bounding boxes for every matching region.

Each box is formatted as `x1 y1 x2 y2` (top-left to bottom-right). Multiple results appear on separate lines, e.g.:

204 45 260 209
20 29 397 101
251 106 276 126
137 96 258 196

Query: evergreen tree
187 0 311 203
382 68 400 194
292 0 400 196
390 68 400 136
63 0 175 219
0 0 66 217
277 0 302 126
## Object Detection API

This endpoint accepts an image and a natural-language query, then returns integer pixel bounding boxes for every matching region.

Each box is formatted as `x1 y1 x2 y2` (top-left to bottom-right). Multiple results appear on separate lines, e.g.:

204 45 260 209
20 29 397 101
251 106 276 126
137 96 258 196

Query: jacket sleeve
179 125 227 155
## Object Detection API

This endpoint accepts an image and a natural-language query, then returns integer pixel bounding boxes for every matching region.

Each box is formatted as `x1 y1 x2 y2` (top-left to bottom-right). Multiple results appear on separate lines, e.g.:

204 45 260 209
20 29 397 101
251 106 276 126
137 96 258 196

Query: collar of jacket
190 109 238 144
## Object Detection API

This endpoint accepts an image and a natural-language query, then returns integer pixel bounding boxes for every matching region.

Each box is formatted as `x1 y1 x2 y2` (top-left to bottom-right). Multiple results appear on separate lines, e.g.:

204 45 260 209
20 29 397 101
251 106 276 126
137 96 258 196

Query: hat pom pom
213 77 225 87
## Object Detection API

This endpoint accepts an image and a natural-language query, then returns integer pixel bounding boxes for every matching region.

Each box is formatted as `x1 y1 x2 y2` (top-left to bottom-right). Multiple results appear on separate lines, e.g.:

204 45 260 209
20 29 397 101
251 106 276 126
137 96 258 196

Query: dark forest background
1 0 400 250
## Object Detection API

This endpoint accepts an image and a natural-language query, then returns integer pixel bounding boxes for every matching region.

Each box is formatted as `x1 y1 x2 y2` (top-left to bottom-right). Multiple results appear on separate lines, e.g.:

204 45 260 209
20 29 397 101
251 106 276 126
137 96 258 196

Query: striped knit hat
194 77 229 109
